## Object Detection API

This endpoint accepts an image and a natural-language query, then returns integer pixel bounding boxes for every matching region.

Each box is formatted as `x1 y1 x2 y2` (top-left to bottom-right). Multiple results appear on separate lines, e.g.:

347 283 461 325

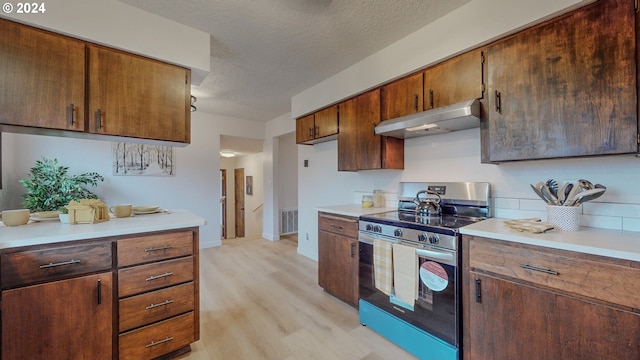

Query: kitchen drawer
318 212 358 238
117 231 193 267
1 241 112 289
119 282 194 332
468 236 640 309
118 256 193 297
119 312 195 360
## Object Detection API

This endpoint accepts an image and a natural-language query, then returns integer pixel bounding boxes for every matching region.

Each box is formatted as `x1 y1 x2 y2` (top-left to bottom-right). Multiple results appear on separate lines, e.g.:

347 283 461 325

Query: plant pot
59 214 70 224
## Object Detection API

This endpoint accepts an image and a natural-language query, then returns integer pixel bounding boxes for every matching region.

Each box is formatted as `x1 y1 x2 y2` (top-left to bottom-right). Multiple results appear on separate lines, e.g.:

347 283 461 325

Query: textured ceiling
120 0 470 123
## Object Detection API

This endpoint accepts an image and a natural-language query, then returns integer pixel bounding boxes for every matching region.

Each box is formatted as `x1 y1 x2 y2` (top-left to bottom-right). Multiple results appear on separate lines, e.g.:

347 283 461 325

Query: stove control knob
418 233 429 242
373 225 382 233
428 234 440 245
366 224 374 231
394 228 403 237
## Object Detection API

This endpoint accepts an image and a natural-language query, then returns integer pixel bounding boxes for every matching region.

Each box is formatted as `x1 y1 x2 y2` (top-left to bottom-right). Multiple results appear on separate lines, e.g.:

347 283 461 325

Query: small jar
373 190 384 207
362 195 373 208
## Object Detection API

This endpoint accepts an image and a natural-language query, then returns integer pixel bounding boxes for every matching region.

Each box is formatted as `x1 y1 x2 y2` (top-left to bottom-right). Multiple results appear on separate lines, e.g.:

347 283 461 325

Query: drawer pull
519 264 559 275
146 299 174 310
145 272 174 282
39 259 81 269
146 336 174 348
144 245 173 252
331 224 343 230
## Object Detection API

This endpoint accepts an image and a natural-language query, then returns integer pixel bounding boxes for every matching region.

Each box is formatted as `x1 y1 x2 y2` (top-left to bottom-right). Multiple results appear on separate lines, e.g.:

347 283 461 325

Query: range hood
374 99 481 139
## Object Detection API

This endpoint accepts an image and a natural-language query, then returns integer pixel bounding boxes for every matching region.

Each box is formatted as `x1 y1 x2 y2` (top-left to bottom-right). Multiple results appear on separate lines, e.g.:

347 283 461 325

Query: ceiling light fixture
190 95 197 112
220 150 236 158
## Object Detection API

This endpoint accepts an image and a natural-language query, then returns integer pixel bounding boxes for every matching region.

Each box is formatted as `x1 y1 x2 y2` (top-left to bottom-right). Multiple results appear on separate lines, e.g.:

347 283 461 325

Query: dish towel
373 238 393 296
392 243 418 307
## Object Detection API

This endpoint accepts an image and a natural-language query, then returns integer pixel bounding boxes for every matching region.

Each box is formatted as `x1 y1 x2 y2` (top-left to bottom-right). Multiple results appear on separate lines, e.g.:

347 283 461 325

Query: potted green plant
20 158 104 217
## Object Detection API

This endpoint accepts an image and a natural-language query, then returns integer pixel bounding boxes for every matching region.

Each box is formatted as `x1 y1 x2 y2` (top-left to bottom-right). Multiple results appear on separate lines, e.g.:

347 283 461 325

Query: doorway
234 168 245 238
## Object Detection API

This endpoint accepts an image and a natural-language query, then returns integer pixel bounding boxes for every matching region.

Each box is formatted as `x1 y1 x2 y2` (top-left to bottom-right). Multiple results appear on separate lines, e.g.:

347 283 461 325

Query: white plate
132 205 159 213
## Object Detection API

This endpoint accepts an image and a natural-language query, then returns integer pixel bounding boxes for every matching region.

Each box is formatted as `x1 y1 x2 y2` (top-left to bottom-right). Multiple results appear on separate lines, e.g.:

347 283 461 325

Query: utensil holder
547 205 580 231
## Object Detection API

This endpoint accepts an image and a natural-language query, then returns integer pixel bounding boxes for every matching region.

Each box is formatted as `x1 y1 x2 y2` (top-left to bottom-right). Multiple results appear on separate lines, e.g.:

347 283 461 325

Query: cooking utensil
572 188 606 205
546 179 558 197
530 184 548 203
563 181 582 206
541 184 559 205
558 182 570 205
578 179 594 190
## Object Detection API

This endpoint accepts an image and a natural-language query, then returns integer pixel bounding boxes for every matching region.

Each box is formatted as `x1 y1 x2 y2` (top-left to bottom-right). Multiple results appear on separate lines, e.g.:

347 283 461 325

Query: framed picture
246 176 253 195
112 142 174 176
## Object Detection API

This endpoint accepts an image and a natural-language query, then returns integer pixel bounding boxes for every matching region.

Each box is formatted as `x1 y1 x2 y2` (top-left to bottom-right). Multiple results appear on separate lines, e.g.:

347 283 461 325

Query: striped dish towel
374 238 393 296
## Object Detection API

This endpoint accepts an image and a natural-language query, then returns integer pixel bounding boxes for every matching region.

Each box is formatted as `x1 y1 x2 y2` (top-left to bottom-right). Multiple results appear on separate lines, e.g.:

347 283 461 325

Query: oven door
359 231 460 347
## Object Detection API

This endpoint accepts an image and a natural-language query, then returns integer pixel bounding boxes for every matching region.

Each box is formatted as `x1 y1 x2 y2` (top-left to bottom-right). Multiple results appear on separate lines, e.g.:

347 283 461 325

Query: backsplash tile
495 197 639 233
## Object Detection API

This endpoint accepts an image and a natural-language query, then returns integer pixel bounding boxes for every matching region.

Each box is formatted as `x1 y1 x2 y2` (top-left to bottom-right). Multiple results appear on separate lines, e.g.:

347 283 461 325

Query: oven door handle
415 248 455 264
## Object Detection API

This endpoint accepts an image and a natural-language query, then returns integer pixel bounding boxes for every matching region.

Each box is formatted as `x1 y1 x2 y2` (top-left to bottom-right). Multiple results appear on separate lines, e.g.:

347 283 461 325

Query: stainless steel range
358 182 490 360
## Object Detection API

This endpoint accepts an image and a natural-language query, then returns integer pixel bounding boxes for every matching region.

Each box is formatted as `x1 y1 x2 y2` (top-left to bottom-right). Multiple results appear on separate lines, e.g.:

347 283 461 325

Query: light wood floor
179 236 417 360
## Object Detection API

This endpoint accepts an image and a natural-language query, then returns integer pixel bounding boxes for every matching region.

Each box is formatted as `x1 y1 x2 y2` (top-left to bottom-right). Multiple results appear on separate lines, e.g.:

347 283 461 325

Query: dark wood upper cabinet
295 104 339 144
0 18 86 131
0 18 191 144
88 45 191 143
380 72 424 121
338 89 404 171
423 48 484 109
483 0 637 162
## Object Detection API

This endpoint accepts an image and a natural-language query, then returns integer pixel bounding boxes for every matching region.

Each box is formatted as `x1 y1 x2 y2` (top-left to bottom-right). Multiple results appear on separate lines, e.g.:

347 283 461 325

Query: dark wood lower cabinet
1 272 113 360
317 212 359 307
466 273 640 360
463 235 640 360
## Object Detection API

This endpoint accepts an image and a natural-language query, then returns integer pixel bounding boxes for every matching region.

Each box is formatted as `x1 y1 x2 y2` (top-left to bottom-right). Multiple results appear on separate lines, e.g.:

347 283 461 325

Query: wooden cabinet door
466 273 640 360
424 48 484 109
484 0 637 162
318 230 358 307
314 104 339 139
2 272 113 360
338 89 403 171
380 72 423 121
295 114 315 143
88 45 191 143
0 19 85 131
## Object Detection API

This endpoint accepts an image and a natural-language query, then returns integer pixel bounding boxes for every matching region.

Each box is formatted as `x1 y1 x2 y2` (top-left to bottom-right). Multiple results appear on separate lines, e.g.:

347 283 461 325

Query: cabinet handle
330 224 343 230
518 264 559 275
146 272 173 281
315 125 319 137
96 108 102 130
495 91 502 113
428 89 434 109
144 245 173 252
39 259 80 269
146 337 174 348
475 278 482 303
350 242 356 258
68 103 75 125
97 279 102 305
146 299 174 310
308 127 313 138
414 94 419 111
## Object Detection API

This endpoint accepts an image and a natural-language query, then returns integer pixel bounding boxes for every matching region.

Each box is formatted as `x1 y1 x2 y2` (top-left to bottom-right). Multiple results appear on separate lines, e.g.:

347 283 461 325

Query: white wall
1 112 265 248
278 132 298 210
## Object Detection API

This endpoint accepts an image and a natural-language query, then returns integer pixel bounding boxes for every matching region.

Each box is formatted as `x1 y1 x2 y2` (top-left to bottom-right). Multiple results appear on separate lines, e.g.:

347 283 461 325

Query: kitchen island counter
0 209 206 249
461 218 640 262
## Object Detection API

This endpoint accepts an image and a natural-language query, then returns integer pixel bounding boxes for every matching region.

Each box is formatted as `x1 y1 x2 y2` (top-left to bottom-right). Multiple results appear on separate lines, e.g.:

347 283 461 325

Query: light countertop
461 218 640 262
316 204 396 218
0 209 206 249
